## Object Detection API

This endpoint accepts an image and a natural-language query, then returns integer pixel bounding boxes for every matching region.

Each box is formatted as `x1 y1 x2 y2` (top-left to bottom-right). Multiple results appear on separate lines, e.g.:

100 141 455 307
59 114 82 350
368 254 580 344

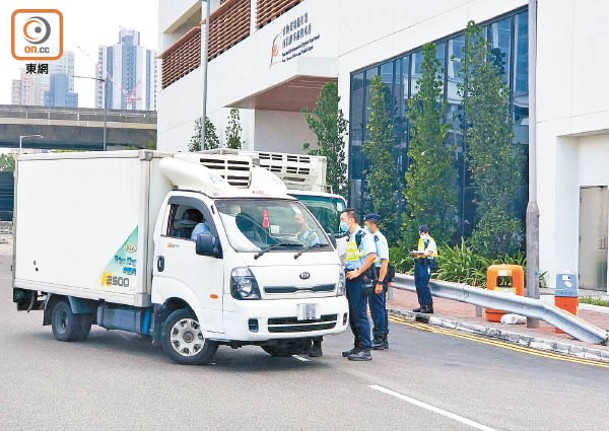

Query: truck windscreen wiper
293 243 325 259
254 242 299 260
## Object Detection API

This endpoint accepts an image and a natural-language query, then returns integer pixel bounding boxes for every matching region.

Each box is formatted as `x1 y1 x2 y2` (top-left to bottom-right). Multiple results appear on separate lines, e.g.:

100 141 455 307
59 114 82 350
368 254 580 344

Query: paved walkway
387 286 609 352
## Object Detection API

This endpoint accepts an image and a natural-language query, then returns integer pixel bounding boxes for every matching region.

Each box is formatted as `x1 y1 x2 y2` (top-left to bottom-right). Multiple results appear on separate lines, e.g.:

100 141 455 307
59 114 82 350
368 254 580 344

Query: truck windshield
288 194 346 234
215 199 331 253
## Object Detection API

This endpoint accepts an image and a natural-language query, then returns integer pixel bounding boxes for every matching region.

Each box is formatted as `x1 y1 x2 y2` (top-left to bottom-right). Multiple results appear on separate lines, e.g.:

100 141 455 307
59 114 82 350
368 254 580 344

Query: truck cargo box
14 151 171 307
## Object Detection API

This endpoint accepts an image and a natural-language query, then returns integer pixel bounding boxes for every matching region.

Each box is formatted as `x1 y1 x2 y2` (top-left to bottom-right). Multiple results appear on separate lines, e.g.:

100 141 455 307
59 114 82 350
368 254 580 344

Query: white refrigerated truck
12 150 348 365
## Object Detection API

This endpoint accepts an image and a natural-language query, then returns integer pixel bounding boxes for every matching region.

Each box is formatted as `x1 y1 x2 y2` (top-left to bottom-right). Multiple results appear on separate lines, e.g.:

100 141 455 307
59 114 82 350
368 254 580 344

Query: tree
225 108 243 150
459 21 524 258
403 43 458 247
189 117 220 151
0 154 15 172
363 75 401 242
303 81 348 197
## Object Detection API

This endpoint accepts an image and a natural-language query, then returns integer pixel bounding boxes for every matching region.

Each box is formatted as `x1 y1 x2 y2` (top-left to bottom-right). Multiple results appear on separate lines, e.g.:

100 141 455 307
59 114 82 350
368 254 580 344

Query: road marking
389 316 609 368
292 355 310 362
369 384 498 431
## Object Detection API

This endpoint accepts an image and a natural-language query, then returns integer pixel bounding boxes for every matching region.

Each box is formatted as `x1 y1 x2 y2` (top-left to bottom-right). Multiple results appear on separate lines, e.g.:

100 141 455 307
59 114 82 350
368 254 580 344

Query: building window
488 17 513 84
513 11 529 130
348 7 528 236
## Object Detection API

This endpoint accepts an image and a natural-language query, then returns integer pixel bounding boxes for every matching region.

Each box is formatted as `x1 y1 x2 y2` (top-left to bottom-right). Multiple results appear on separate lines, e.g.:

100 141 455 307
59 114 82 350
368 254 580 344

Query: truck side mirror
196 232 220 258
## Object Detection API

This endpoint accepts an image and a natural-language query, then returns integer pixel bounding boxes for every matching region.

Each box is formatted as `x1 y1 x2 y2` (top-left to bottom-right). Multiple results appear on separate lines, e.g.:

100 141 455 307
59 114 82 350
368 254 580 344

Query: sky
0 0 159 108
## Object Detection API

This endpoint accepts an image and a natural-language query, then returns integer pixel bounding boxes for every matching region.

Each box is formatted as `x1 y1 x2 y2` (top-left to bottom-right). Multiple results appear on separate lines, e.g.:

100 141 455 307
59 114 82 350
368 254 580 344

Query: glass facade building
349 7 528 237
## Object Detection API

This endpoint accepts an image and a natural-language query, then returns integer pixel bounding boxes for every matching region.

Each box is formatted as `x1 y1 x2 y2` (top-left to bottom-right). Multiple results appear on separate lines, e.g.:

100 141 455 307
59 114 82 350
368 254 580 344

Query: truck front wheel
161 309 218 365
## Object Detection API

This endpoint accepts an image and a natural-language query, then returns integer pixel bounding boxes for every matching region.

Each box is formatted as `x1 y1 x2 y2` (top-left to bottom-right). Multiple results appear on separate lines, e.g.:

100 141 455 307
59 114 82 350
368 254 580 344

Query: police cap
364 213 381 224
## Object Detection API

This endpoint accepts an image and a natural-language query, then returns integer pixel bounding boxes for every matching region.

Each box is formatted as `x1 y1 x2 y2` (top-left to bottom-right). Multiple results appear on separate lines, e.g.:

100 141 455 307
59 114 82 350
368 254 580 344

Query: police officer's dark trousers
368 283 388 340
345 275 371 350
414 259 433 306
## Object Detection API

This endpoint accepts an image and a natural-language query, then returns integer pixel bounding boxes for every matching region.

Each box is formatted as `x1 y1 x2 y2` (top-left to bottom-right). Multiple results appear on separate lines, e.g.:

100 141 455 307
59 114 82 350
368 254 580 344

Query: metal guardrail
391 274 608 345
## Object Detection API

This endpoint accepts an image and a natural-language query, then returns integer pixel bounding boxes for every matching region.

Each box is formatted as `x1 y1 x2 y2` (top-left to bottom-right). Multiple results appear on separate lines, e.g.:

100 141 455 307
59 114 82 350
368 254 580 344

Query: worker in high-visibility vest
340 209 377 361
410 224 437 314
294 213 320 246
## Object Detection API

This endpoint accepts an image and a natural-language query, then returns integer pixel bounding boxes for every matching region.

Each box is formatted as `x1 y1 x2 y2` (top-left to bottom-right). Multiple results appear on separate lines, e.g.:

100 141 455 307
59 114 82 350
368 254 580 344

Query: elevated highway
0 105 156 151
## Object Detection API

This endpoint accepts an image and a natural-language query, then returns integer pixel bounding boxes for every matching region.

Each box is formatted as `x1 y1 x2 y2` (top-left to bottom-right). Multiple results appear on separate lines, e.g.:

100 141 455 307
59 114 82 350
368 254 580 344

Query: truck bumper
207 295 349 342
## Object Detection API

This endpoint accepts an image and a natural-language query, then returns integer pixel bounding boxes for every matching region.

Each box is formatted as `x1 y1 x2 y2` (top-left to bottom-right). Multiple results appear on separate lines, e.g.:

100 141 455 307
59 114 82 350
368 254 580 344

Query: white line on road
292 355 311 362
369 385 498 431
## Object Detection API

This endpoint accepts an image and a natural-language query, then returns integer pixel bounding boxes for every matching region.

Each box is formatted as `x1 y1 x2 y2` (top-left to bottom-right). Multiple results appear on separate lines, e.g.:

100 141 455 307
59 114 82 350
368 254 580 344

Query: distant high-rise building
95 28 158 111
12 70 48 105
44 74 78 107
11 52 77 107
12 69 50 106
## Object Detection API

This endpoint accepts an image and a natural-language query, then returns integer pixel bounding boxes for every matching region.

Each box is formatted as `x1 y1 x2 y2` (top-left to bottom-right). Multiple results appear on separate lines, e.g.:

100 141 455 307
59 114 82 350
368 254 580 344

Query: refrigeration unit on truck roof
175 149 329 192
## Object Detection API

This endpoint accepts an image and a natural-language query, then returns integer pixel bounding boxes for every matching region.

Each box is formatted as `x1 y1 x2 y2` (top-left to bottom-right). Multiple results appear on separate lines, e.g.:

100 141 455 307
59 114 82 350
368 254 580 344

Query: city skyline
11 52 78 108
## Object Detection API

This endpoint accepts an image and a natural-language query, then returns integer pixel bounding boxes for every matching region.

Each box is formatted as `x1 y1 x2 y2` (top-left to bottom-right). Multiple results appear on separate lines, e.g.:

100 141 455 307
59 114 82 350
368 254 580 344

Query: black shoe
421 306 434 314
348 349 372 361
413 307 423 312
342 346 358 357
382 338 389 350
371 338 386 350
309 341 323 357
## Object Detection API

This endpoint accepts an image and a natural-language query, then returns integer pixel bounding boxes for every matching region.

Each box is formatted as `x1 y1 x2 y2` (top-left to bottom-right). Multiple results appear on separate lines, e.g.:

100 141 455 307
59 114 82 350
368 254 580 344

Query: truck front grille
263 284 335 294
267 314 338 333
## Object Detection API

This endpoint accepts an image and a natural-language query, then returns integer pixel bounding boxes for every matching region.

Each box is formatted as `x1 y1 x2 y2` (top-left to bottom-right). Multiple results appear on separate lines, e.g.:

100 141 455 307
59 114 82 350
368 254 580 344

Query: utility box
555 273 578 297
555 272 579 334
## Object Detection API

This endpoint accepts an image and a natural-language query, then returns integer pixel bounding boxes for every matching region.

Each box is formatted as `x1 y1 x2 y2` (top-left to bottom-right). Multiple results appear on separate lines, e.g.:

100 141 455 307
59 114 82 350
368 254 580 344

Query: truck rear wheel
51 300 79 342
161 309 218 365
73 314 93 341
262 339 311 357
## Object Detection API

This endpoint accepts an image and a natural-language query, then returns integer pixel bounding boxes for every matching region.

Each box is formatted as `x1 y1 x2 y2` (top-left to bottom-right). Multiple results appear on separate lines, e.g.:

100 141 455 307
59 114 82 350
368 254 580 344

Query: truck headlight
231 267 261 300
337 270 346 296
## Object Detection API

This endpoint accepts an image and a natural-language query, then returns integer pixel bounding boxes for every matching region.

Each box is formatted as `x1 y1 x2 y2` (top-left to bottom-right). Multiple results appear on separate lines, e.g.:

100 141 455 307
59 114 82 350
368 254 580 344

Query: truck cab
152 191 348 343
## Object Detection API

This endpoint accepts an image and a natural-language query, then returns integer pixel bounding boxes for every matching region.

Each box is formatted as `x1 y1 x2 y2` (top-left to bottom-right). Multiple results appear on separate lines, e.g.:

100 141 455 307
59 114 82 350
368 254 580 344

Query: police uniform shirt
372 230 389 268
345 227 376 270
417 236 437 259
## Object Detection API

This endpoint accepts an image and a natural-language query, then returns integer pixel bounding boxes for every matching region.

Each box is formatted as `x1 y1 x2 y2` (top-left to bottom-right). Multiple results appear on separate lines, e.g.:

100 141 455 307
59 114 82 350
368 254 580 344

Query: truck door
153 197 224 333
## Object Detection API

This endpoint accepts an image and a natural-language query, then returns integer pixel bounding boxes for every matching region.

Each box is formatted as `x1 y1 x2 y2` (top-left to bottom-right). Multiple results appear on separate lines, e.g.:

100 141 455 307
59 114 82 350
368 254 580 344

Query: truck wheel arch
43 294 98 326
43 294 60 326
152 297 198 343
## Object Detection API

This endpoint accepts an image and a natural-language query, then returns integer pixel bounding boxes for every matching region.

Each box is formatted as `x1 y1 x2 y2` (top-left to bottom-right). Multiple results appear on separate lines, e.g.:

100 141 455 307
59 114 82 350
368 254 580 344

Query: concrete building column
250 0 257 35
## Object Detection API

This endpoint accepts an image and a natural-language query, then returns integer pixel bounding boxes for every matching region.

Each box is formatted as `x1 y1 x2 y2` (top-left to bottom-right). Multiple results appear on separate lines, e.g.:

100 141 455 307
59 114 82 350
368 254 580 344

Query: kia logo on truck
299 272 311 280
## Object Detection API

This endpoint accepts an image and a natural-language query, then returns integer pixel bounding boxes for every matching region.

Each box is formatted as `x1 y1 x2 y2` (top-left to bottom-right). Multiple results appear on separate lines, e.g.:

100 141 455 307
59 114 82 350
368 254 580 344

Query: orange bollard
555 273 578 334
554 297 579 334
485 265 525 322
